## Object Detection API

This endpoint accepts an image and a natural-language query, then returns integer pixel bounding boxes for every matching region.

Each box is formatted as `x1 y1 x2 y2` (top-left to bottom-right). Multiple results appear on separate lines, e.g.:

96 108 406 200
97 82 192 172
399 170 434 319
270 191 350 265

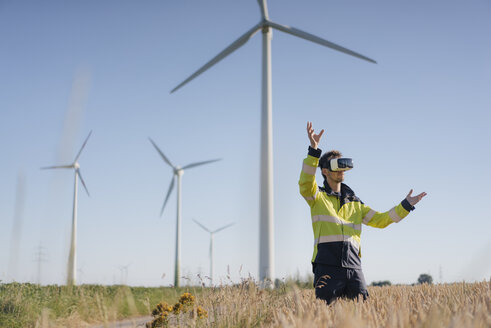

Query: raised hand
307 121 324 149
406 189 427 206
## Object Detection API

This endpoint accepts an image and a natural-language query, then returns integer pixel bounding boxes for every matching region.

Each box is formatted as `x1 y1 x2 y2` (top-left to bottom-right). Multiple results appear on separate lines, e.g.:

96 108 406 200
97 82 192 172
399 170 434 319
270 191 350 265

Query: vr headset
325 158 354 172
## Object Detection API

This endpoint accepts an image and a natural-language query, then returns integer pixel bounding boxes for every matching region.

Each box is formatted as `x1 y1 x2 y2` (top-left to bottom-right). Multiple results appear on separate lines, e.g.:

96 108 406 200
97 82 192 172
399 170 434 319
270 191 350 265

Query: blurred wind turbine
149 138 221 287
41 131 92 286
171 0 376 285
118 263 131 285
8 171 26 282
77 267 85 284
193 219 234 286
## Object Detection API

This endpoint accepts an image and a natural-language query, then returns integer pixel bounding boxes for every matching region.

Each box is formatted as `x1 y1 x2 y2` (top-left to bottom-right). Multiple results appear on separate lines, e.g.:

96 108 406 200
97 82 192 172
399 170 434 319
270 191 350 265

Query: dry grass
271 281 491 328
1 280 490 327
157 280 491 328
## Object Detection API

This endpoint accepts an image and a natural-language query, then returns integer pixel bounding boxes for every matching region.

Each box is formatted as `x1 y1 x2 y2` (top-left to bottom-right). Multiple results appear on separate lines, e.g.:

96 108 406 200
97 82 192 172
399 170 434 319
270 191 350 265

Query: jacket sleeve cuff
308 146 322 158
401 198 415 212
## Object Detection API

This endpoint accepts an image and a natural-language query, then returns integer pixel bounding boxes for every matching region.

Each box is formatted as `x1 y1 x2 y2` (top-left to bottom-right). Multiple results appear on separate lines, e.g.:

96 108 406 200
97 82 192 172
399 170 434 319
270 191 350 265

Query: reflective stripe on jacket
299 147 414 269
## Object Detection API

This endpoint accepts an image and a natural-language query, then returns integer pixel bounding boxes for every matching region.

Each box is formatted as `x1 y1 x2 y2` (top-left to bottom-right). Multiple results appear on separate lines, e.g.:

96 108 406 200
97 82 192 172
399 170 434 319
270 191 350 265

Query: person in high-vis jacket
300 122 427 304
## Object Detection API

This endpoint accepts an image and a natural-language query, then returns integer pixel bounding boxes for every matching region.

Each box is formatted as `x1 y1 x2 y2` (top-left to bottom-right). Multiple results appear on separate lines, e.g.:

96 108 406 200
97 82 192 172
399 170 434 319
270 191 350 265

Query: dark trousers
313 263 369 304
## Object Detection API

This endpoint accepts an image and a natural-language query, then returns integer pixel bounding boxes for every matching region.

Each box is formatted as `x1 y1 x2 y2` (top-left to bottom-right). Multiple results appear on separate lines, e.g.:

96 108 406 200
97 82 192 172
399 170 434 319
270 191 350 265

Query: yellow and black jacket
299 147 414 269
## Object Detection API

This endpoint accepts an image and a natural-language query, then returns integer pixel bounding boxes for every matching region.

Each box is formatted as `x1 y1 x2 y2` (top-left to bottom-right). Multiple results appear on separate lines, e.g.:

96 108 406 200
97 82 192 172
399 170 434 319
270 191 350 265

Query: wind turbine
193 219 235 286
42 131 92 286
118 263 131 285
77 267 85 284
171 0 377 285
149 138 221 287
8 171 26 282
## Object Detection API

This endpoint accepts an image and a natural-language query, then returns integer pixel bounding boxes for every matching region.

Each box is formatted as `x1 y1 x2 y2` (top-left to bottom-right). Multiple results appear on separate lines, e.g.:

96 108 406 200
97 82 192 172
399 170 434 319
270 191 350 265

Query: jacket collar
320 180 361 207
321 180 355 197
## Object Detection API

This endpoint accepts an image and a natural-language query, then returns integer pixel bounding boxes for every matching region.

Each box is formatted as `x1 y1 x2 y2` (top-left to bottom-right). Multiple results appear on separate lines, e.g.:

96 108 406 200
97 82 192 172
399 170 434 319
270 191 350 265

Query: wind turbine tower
171 0 376 284
193 219 234 286
118 263 131 285
42 131 92 286
149 138 221 287
8 171 26 282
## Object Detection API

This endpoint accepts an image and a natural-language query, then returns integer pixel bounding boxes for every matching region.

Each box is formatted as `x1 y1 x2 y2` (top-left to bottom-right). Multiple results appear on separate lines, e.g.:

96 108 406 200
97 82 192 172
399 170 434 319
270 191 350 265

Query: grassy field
0 282 191 327
1 279 490 327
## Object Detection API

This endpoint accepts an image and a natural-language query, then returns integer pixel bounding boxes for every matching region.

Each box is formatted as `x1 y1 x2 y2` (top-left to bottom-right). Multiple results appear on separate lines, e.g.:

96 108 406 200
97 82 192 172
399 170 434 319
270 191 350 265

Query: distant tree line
370 280 392 287
417 273 433 285
370 273 434 287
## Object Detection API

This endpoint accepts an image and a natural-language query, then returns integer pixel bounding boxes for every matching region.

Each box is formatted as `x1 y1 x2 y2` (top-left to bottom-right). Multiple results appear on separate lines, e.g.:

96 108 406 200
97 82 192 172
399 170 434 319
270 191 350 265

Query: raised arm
307 121 324 149
299 122 325 207
360 190 427 228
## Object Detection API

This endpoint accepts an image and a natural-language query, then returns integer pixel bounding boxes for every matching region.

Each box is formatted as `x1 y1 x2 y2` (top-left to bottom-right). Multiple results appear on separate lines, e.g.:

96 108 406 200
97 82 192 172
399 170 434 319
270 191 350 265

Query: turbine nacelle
261 23 271 34
41 131 92 197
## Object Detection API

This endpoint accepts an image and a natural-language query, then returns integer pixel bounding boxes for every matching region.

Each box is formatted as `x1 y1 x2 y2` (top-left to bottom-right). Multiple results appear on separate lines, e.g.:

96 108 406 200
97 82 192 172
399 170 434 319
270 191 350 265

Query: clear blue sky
1 0 490 286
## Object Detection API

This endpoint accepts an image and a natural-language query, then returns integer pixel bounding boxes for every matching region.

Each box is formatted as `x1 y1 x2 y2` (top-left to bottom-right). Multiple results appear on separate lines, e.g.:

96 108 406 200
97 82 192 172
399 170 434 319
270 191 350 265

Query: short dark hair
319 150 342 180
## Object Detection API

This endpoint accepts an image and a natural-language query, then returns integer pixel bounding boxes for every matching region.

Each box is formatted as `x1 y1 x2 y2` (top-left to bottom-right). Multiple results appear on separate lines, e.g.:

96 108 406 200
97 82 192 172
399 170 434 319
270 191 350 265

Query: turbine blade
193 219 211 233
160 177 175 216
171 23 262 93
57 70 91 165
149 138 176 169
267 20 377 64
74 131 93 163
182 158 221 170
77 169 90 197
257 0 269 20
213 222 235 234
40 165 73 170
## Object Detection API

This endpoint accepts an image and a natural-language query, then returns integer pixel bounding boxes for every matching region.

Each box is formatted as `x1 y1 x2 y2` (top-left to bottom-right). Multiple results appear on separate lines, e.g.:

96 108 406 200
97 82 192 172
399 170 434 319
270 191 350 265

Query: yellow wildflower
196 306 208 319
152 302 171 316
172 302 183 314
179 292 195 306
149 312 169 328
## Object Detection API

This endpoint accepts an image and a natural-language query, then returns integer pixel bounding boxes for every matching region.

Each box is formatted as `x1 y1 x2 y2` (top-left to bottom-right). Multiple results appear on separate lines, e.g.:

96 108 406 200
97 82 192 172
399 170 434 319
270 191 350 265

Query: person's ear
321 168 329 176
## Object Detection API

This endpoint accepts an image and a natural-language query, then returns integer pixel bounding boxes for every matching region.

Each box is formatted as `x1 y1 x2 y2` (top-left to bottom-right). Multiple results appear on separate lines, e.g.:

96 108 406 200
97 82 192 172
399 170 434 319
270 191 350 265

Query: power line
33 243 48 285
